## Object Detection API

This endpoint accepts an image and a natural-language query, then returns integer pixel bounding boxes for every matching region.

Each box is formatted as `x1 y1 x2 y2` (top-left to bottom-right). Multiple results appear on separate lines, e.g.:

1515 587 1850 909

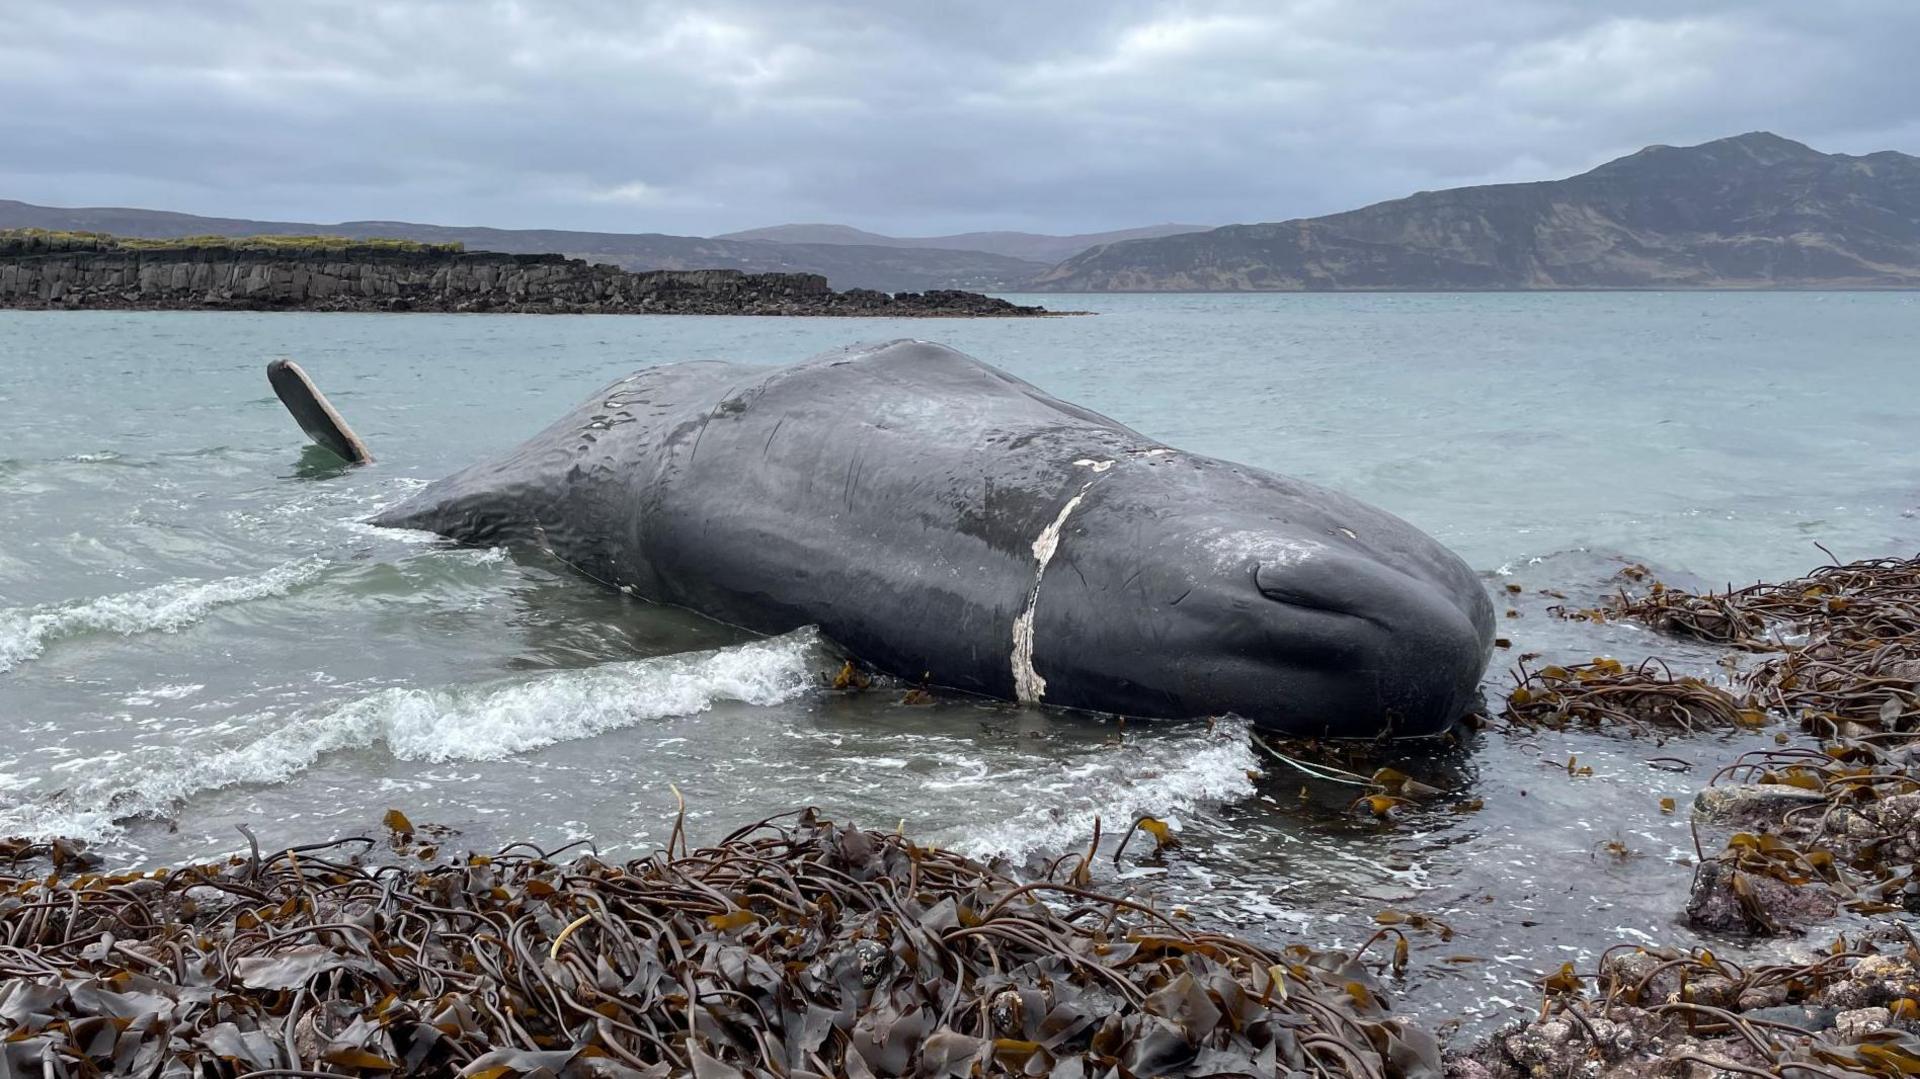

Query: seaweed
1501 656 1764 736
1596 554 1920 653
1690 737 1920 930
0 808 1440 1078
1750 639 1920 738
1458 935 1920 1079
1529 555 1920 741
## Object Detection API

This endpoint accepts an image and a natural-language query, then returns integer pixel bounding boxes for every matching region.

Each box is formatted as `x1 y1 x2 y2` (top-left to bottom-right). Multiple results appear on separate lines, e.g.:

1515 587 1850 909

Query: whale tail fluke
267 359 373 465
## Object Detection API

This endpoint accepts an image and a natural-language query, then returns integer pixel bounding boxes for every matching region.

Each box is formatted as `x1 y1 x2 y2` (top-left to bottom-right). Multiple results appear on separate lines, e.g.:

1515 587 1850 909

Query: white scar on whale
1011 460 1113 703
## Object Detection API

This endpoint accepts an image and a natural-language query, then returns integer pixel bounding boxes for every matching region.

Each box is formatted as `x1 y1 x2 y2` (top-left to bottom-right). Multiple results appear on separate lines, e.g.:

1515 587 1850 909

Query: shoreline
0 808 1426 1077
7 522 1912 1067
1019 285 1920 295
0 231 1071 318
6 799 1912 1078
0 301 1090 317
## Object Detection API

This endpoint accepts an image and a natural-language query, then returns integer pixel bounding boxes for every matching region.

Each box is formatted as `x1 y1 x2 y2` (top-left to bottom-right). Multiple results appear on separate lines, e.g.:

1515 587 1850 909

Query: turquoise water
1 293 1916 1037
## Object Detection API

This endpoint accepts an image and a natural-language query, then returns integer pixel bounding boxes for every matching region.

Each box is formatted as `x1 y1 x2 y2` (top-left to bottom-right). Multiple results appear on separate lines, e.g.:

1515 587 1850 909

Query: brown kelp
1554 553 1919 935
1601 554 1920 738
1528 556 1918 736
1456 934 1920 1079
1598 554 1920 651
0 809 1439 1078
1686 736 1920 934
1501 656 1764 736
1750 640 1920 738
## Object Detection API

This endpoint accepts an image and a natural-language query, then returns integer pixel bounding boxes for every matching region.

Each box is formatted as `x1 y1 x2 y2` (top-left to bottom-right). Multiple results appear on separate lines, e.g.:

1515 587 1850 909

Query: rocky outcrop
1452 934 1920 1079
0 204 1052 292
1032 132 1920 291
0 235 1054 316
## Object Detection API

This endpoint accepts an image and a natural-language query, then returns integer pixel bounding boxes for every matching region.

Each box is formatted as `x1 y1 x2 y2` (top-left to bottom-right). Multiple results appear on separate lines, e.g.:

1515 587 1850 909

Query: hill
715 222 1211 264
0 202 1042 292
1030 133 1920 290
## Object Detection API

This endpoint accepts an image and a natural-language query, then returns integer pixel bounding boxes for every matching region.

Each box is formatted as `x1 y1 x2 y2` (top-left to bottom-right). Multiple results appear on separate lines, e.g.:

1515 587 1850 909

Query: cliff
0 232 1052 316
0 203 1050 292
1030 132 1920 291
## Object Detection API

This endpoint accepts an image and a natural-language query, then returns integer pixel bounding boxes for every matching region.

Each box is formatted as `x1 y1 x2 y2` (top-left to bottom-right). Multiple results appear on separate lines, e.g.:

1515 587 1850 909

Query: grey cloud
2 0 1914 235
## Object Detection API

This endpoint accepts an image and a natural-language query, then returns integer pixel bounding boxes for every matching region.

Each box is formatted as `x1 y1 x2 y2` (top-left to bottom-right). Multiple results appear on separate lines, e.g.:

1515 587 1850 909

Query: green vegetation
0 228 463 255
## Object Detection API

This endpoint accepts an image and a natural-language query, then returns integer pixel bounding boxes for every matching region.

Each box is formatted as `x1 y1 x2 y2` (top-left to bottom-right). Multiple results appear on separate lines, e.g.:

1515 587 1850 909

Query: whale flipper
268 359 373 465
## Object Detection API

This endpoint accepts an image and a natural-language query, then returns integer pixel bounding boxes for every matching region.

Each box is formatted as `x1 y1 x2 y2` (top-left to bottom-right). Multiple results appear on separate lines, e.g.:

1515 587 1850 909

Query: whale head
1239 542 1494 736
1029 457 1494 738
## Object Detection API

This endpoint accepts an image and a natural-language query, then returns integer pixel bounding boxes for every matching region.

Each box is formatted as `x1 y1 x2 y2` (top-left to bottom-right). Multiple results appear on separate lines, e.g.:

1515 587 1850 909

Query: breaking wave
0 629 826 842
0 559 327 673
939 719 1260 860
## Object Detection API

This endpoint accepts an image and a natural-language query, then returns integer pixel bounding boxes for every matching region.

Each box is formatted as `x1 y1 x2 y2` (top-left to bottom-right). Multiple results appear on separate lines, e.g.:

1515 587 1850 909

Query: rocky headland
0 231 1056 316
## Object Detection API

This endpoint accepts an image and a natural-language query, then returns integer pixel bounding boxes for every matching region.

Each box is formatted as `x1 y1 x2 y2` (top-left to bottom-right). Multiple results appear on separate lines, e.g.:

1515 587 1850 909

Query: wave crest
0 559 327 672
0 629 827 842
940 720 1260 860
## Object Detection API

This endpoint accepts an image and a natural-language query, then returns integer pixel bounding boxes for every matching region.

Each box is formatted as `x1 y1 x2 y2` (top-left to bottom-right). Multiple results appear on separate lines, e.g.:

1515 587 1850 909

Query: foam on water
0 558 327 672
0 629 827 842
62 451 145 466
939 719 1261 860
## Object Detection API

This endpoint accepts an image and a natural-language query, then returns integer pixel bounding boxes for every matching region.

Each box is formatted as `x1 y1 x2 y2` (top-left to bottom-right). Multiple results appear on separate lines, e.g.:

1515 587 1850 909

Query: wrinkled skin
372 340 1493 737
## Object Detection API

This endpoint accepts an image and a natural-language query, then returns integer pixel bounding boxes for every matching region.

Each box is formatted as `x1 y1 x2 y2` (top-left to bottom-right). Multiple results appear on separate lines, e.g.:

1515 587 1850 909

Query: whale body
365 340 1494 737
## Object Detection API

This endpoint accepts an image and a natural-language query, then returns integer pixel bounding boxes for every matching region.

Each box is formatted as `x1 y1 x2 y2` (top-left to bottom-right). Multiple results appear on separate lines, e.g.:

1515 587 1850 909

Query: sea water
2 293 1916 1037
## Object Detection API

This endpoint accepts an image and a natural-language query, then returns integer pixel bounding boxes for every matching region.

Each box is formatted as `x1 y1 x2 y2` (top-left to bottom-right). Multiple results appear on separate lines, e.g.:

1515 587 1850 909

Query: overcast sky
4 1 1915 237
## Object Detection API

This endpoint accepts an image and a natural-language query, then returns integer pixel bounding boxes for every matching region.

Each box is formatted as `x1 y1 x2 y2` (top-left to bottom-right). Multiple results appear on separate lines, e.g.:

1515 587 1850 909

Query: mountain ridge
13 132 1916 294
1032 132 1920 291
713 222 1211 263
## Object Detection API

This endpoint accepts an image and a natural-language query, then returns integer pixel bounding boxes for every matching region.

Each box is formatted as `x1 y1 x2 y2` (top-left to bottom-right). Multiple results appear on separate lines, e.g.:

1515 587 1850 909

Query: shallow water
2 294 1917 1038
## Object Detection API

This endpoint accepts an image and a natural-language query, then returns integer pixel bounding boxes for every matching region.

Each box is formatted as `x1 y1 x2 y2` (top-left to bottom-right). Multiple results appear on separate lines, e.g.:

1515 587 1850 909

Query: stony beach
5 552 1917 1076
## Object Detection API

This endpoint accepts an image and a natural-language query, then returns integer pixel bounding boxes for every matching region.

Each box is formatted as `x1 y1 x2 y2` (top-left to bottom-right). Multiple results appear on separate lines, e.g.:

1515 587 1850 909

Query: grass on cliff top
0 228 464 254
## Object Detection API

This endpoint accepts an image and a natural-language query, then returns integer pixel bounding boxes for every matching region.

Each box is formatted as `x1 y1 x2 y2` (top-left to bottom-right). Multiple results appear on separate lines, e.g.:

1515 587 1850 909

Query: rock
1678 974 1739 1010
1816 953 1920 1010
1831 1007 1890 1040
1741 1004 1837 1031
1473 1007 1659 1079
0 235 1059 318
1450 943 1920 1079
1684 858 1839 936
1692 784 1827 829
1445 1058 1498 1079
1601 949 1683 1004
1733 984 1789 1012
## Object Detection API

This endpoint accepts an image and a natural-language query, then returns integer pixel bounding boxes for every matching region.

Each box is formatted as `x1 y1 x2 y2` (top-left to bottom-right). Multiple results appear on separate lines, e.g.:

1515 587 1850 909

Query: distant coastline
1031 134 1920 292
1022 285 1920 294
0 231 1062 317
9 133 1914 295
